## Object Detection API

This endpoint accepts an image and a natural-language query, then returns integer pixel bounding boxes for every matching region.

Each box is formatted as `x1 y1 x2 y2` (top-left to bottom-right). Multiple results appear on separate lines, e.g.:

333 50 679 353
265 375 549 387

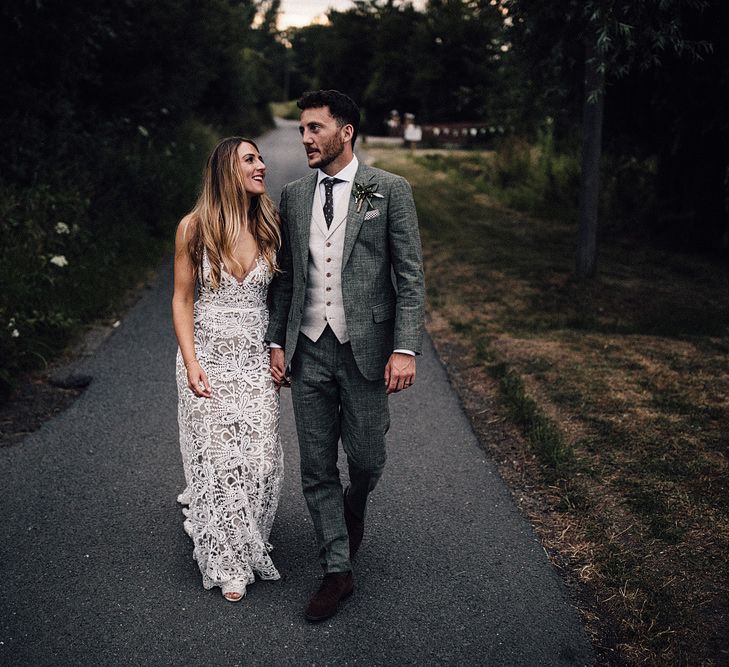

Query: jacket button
326 242 331 247
326 301 331 306
326 257 331 263
326 272 331 277
326 287 331 291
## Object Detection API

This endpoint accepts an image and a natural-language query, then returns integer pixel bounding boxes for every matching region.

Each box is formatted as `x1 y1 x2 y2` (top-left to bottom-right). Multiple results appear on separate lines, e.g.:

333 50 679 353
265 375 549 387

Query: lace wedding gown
176 251 283 594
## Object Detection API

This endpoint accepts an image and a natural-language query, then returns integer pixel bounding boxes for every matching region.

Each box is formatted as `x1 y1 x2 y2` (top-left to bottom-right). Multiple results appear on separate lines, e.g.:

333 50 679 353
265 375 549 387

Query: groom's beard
309 134 345 170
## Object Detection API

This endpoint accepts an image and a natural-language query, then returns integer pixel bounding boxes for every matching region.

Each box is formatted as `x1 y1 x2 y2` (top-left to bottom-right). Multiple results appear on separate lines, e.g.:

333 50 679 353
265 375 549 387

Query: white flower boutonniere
352 182 384 213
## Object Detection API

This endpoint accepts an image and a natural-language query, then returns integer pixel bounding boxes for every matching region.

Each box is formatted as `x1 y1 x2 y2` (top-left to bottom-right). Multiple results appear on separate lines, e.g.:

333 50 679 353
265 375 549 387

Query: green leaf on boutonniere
352 182 384 212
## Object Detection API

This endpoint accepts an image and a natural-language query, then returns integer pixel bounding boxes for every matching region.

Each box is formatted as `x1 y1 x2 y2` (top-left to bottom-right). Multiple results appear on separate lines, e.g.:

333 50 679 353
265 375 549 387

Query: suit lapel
342 163 374 269
294 173 318 272
312 186 330 238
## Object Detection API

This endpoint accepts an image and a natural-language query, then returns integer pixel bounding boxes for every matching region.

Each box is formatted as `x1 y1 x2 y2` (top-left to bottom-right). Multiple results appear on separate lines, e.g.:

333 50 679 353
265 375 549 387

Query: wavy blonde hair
186 137 280 289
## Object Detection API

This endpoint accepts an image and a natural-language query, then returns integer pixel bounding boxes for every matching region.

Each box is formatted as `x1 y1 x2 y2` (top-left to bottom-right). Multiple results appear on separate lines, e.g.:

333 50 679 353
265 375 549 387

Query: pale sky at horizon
278 0 427 29
278 0 353 29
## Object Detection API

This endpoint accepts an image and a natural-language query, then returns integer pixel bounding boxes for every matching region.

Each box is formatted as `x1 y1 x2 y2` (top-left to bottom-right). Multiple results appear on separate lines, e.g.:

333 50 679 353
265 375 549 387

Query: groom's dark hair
298 90 360 148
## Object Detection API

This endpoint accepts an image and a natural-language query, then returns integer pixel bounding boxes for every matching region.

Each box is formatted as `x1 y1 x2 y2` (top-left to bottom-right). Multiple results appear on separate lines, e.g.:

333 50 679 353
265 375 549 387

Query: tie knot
323 177 341 189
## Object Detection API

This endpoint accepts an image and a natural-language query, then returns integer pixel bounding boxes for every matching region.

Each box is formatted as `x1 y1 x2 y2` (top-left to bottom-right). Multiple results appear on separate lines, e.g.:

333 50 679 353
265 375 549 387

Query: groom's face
299 106 350 170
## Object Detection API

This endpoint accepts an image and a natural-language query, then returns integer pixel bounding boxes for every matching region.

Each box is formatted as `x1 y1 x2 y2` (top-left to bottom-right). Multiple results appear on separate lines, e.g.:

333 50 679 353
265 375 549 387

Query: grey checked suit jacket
266 162 425 381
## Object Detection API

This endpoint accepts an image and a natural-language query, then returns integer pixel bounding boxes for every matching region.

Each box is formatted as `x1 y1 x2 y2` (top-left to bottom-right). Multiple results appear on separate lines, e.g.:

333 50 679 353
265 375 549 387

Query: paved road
0 120 594 666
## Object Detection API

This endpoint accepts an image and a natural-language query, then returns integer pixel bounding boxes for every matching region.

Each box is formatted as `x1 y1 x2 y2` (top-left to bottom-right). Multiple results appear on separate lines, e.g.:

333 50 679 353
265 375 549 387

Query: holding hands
270 348 415 394
384 352 416 394
270 347 290 389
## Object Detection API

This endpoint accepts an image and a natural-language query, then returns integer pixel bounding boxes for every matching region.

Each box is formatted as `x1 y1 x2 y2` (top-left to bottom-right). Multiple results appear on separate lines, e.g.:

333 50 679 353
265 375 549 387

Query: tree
286 0 508 134
410 0 507 123
506 0 713 278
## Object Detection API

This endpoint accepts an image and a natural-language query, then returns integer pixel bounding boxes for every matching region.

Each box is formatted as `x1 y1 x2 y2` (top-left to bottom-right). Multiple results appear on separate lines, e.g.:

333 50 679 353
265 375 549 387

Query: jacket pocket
372 300 396 323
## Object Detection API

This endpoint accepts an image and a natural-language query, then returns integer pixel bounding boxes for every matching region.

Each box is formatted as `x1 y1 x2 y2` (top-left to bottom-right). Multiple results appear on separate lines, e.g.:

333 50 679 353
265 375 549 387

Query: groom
267 90 425 621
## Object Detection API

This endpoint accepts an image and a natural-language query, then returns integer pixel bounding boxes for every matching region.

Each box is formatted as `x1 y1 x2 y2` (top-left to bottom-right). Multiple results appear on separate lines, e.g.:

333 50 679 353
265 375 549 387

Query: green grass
369 145 729 665
270 100 300 120
490 362 575 473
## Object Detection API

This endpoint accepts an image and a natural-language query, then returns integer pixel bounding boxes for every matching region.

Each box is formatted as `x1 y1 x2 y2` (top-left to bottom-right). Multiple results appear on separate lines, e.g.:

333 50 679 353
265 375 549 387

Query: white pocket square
364 208 380 221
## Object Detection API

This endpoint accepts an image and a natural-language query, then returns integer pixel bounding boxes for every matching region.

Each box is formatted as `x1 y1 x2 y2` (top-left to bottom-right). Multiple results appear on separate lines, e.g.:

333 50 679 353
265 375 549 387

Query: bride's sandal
221 580 246 603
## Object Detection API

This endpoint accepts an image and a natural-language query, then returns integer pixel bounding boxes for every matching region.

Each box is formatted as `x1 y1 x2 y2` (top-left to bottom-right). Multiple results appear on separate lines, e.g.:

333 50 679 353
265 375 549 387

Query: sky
277 0 427 29
278 0 353 29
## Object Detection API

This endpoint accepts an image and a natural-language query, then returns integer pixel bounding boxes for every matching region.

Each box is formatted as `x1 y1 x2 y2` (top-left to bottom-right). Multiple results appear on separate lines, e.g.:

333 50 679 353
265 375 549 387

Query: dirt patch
372 147 729 665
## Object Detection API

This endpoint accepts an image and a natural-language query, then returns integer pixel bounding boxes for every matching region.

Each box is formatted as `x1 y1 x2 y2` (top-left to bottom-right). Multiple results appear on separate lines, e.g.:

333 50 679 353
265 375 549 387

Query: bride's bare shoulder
176 213 198 244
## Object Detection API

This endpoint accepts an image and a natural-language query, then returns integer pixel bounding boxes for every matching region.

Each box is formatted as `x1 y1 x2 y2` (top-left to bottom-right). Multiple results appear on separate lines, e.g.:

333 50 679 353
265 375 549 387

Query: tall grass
416 125 655 229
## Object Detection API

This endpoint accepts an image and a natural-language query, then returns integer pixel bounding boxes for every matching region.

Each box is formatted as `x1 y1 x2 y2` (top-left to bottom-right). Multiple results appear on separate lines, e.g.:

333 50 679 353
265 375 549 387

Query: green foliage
286 0 511 133
409 0 507 123
505 0 712 89
416 130 659 229
0 0 282 398
270 101 301 121
490 363 575 472
0 121 217 399
280 0 727 251
505 0 728 251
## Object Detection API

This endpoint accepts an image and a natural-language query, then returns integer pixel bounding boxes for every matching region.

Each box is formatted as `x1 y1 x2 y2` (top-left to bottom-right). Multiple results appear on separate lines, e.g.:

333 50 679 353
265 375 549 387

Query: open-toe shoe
221 580 246 603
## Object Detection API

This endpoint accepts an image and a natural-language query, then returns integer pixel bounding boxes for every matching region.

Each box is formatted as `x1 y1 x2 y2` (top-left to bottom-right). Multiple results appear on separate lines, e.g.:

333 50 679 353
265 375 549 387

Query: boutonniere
352 182 384 213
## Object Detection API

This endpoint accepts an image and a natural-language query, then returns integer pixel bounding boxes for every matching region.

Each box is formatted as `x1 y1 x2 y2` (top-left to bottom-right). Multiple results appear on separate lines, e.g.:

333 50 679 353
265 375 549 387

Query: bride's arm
172 216 211 398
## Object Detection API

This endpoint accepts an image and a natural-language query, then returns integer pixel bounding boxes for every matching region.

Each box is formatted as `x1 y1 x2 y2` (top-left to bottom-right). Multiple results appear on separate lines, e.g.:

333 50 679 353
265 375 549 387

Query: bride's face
237 142 266 195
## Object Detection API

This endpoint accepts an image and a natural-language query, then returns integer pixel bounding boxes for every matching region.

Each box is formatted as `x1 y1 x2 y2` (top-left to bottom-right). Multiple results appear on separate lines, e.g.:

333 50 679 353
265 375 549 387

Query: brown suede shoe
343 487 365 558
304 572 354 622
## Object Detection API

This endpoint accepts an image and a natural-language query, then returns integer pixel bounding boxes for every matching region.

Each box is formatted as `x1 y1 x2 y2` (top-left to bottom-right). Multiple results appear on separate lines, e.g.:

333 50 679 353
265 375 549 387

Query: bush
415 129 655 228
0 1 280 400
0 121 218 400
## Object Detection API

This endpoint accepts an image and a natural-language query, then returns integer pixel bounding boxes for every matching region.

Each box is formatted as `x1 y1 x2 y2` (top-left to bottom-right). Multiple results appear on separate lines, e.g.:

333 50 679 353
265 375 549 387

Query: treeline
285 1 512 129
282 0 728 257
0 0 281 396
2 1 727 395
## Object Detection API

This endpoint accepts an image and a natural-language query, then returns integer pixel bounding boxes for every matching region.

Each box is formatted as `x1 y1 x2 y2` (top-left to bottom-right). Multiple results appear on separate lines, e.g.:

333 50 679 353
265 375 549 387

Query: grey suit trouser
290 326 390 573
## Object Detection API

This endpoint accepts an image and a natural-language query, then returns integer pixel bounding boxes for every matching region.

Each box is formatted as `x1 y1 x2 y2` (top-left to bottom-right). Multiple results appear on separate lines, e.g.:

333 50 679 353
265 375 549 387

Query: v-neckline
224 254 260 285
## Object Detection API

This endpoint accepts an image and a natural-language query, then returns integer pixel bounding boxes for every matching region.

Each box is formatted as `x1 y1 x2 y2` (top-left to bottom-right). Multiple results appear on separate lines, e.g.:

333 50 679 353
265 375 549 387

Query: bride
172 137 283 602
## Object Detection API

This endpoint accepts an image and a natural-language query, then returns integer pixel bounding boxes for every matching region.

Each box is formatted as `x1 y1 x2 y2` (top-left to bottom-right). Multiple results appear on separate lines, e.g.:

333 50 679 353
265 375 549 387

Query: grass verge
369 146 729 665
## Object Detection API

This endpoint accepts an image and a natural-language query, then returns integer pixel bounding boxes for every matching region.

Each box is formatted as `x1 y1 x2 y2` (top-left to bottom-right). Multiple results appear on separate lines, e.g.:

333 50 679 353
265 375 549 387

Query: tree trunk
576 38 606 279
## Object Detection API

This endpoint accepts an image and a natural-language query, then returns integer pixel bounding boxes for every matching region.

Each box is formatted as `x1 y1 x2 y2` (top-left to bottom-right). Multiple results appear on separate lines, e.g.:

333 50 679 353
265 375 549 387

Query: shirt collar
317 155 359 186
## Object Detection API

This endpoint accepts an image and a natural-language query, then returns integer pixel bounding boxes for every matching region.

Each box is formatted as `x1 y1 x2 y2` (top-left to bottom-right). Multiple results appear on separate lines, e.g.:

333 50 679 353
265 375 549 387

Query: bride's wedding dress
176 251 283 595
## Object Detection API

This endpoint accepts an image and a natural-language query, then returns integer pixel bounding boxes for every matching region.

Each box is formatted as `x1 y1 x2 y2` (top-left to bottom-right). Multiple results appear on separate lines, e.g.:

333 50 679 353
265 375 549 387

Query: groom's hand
385 353 416 394
270 347 289 388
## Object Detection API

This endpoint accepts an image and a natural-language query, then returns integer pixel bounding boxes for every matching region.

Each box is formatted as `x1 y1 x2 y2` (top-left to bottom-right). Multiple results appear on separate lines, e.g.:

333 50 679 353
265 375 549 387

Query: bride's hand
186 360 212 398
270 347 289 389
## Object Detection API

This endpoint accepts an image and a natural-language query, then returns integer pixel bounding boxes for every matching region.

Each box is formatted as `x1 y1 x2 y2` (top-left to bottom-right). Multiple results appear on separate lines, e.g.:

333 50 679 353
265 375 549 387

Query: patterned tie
322 177 342 228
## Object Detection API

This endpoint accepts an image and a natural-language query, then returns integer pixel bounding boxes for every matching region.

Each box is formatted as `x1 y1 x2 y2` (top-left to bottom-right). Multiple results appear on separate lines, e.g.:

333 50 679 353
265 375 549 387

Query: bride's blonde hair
186 137 281 289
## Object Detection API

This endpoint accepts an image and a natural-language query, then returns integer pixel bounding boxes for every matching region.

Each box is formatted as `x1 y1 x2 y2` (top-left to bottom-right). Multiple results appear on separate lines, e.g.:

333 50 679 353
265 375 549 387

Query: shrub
0 121 218 400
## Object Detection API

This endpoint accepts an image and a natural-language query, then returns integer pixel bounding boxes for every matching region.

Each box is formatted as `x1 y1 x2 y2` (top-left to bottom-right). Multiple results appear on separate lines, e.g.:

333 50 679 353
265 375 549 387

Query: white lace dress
176 252 283 593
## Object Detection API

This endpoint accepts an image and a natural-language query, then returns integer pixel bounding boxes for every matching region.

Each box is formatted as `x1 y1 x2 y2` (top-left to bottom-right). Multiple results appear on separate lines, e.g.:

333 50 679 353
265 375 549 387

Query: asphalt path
0 119 594 666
